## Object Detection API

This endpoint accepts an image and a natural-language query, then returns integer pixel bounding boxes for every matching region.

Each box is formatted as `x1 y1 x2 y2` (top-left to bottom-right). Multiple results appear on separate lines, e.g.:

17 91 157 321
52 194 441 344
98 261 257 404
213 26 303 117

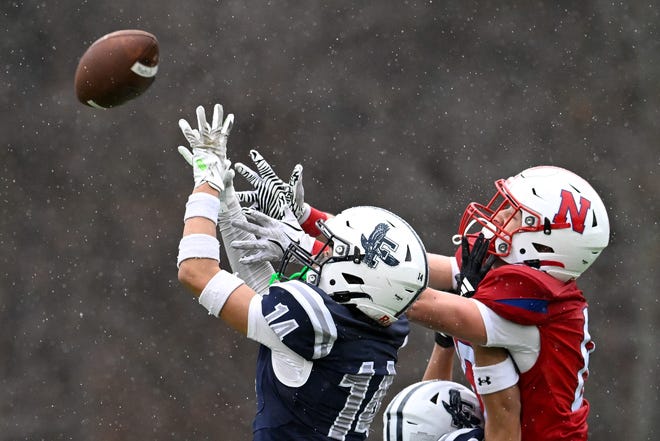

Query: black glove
455 233 496 298
435 331 454 348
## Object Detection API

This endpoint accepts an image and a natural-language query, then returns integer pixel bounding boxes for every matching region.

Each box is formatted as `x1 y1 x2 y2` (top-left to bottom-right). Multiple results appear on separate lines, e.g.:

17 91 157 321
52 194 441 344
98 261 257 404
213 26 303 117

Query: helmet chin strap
480 222 496 239
452 218 496 245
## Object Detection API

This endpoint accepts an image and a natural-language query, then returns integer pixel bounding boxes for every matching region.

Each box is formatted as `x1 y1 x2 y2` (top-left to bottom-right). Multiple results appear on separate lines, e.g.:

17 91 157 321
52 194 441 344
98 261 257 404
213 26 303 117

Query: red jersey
455 263 594 441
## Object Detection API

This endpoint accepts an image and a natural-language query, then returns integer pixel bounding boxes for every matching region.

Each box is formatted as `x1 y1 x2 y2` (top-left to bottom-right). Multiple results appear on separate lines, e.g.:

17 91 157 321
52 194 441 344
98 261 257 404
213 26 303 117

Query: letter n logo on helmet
552 189 591 233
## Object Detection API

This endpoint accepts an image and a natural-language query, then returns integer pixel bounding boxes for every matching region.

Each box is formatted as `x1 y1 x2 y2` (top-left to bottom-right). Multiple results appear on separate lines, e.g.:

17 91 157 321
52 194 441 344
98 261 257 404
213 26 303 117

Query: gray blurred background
1 1 658 440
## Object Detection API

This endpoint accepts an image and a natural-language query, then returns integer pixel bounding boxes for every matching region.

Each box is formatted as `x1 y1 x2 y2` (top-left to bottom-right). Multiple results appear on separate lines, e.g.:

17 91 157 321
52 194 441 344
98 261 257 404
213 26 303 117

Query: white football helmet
280 206 429 326
457 166 610 281
383 380 484 441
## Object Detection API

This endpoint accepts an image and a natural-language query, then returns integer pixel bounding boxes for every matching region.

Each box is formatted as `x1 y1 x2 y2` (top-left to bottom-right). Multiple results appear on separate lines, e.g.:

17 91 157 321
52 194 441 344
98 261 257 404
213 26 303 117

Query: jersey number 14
327 361 395 439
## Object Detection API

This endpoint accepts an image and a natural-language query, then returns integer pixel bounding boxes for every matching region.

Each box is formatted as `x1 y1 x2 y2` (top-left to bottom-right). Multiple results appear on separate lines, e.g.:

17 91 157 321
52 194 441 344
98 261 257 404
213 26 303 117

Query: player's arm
427 253 456 291
407 288 487 344
422 339 455 381
416 252 458 382
472 346 521 441
176 105 257 336
410 234 501 345
178 185 255 335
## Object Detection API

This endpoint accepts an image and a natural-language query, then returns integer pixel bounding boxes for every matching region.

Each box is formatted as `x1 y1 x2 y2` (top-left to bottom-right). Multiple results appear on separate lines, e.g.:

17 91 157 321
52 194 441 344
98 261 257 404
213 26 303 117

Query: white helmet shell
383 380 484 441
458 166 610 281
308 206 429 326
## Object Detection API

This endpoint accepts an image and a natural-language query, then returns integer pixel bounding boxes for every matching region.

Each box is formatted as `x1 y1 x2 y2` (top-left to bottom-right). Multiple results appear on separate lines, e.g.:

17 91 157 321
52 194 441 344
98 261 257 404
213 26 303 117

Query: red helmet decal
378 315 391 325
552 189 592 233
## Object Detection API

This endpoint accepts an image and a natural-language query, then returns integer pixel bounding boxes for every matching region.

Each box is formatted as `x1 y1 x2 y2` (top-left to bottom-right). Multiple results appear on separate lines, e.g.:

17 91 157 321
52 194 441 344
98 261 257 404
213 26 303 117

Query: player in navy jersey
174 104 429 440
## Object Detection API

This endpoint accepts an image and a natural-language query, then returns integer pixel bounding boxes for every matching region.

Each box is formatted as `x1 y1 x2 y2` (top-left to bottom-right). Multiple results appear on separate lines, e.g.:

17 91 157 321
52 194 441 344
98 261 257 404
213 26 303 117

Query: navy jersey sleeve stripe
282 281 338 359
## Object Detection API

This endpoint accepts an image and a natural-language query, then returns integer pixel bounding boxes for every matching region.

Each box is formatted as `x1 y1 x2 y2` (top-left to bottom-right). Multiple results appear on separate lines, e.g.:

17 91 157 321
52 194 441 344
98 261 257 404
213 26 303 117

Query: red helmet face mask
458 178 548 258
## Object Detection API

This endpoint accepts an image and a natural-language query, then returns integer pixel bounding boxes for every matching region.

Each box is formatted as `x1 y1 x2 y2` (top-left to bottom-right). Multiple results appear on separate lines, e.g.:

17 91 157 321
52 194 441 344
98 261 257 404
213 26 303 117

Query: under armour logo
477 376 491 386
361 223 399 268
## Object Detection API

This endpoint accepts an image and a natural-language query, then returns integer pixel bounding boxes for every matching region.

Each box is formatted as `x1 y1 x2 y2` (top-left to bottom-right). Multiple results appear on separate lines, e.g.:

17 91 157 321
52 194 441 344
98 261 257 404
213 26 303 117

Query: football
74 29 159 108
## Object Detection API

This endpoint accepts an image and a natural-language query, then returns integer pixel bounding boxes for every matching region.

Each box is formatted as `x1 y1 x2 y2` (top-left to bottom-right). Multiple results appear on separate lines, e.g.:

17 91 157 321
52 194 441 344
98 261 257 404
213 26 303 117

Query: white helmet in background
457 166 610 282
282 206 428 326
383 380 484 441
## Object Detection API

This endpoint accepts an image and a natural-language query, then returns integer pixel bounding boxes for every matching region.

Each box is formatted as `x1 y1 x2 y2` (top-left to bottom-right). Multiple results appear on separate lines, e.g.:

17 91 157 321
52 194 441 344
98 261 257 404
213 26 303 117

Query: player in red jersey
408 166 610 441
227 154 609 440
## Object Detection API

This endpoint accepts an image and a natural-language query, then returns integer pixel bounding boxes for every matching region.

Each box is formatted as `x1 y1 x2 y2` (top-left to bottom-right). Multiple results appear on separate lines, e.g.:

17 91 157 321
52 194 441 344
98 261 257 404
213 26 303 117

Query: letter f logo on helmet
361 223 400 268
553 189 592 234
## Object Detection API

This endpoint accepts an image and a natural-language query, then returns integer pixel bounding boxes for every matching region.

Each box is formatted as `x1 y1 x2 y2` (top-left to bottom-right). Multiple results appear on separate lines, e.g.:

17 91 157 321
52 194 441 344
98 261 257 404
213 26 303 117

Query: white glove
234 150 306 220
178 104 234 156
178 145 236 209
229 207 315 264
178 104 234 192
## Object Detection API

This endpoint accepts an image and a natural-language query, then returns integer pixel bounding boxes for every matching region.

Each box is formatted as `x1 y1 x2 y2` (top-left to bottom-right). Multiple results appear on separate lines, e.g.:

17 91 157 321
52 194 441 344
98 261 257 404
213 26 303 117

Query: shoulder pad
474 265 557 324
263 281 337 360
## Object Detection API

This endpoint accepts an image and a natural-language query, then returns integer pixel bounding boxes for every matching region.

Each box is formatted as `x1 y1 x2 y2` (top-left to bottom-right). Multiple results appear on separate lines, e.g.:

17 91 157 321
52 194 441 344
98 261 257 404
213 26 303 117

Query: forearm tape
198 270 245 317
218 195 274 294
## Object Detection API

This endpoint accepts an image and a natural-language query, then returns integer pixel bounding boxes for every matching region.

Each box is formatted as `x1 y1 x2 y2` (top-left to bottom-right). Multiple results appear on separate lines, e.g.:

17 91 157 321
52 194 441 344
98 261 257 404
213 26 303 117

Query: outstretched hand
234 150 305 220
178 104 234 157
177 104 235 192
230 207 315 264
455 233 496 297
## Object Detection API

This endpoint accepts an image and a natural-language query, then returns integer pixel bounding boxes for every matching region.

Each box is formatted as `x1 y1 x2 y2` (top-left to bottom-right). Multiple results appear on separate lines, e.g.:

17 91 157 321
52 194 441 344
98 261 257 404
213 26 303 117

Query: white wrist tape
473 355 519 395
177 234 220 268
184 193 220 224
198 270 245 316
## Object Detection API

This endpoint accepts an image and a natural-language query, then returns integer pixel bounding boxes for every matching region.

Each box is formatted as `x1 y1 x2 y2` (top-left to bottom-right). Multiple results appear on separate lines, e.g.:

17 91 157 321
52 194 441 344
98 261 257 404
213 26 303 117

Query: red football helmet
456 166 610 281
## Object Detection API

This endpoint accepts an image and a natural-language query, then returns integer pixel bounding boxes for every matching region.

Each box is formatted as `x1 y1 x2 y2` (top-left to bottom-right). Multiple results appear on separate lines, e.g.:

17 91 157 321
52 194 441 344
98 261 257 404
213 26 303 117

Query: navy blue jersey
252 280 409 441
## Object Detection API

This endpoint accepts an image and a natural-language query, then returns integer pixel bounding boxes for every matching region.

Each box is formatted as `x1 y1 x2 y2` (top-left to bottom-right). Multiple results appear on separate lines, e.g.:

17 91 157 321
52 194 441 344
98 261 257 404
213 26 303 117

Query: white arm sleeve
247 295 282 347
472 299 541 373
217 195 274 295
246 295 313 387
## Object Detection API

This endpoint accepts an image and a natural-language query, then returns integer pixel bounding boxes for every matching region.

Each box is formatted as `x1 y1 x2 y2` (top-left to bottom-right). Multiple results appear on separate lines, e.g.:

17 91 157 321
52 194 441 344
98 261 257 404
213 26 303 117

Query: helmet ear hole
342 273 364 285
532 243 554 253
405 245 412 262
